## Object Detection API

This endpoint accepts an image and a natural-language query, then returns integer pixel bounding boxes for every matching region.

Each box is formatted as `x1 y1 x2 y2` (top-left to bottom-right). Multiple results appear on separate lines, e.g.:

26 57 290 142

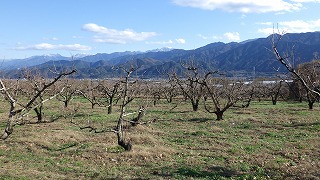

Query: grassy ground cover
0 97 319 179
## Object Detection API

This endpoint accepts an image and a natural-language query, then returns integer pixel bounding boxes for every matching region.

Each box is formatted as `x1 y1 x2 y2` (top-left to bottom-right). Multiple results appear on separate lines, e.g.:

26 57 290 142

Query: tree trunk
131 106 145 126
107 97 114 114
215 111 224 121
191 100 199 111
153 95 160 106
108 105 112 114
64 101 68 108
116 117 132 151
242 99 251 108
192 104 198 111
1 117 14 140
308 100 314 110
272 97 277 105
118 139 132 151
34 107 43 123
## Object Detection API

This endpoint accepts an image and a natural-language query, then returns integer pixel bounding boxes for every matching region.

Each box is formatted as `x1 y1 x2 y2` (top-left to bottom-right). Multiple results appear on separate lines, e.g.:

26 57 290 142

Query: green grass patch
0 98 319 179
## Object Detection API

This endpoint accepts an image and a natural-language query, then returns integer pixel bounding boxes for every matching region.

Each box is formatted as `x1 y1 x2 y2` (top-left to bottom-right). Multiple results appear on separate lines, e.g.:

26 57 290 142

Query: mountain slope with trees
2 32 320 78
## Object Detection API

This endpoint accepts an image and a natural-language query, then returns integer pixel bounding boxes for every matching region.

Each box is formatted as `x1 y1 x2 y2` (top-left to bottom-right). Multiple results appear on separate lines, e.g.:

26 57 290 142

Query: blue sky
1 0 320 59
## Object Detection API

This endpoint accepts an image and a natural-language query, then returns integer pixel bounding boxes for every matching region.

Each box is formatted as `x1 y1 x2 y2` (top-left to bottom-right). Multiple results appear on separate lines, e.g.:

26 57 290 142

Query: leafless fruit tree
80 67 146 151
272 33 320 98
199 72 244 120
263 80 288 105
150 82 162 106
96 79 121 114
56 78 79 108
115 67 136 150
296 61 320 109
78 79 104 109
173 66 205 111
0 69 76 140
237 84 255 108
163 75 179 103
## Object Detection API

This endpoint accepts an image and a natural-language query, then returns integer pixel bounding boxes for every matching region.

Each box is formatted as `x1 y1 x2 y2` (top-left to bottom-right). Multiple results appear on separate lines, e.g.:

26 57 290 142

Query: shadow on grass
73 113 88 118
188 118 212 123
177 166 240 178
284 121 320 128
172 117 212 123
169 110 192 114
153 166 241 179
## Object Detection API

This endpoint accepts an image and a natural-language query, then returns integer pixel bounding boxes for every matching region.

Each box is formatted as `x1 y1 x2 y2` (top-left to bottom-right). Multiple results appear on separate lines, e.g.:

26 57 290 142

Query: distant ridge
2 32 320 78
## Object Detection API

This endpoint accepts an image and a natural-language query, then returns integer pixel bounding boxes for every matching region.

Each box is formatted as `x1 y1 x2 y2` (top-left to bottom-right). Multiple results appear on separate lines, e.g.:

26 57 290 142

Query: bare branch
272 33 320 97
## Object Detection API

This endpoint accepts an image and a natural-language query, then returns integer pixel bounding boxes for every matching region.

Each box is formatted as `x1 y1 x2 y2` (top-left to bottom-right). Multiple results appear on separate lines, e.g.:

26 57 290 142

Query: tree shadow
188 117 212 123
283 121 320 128
177 166 241 178
153 166 241 179
207 166 241 177
169 110 191 114
18 115 62 125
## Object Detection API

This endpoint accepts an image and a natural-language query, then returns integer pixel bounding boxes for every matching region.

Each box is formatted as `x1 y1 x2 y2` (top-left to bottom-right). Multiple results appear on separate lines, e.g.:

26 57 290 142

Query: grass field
0 97 319 179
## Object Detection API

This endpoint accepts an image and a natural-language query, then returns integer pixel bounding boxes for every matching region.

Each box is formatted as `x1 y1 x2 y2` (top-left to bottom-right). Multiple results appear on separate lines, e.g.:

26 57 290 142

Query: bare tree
296 60 320 109
163 75 179 103
96 80 121 114
263 80 285 105
78 79 104 109
151 84 162 106
0 69 76 140
21 70 50 122
79 68 149 151
173 66 205 111
237 84 255 108
272 33 320 97
115 67 136 150
56 78 79 108
200 73 244 120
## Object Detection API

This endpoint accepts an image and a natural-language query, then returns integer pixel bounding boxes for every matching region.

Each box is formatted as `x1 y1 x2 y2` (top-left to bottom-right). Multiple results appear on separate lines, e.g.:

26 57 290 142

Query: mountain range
2 32 320 79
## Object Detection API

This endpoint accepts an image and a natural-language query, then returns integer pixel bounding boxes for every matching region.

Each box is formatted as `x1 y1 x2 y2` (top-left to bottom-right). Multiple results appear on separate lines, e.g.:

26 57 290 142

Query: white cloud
197 32 240 42
82 23 157 44
258 19 320 35
258 28 276 35
291 0 320 2
14 43 91 51
197 34 208 40
146 40 174 45
197 34 220 40
172 0 302 13
175 38 186 44
72 35 84 39
224 32 241 41
241 14 247 19
42 37 59 41
258 22 273 26
146 38 186 45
